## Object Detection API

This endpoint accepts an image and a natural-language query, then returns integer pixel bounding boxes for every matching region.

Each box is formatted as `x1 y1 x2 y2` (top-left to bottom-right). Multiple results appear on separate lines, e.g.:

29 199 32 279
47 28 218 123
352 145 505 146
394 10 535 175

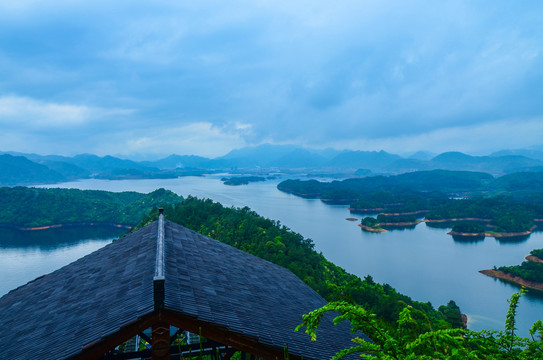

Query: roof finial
159 208 164 216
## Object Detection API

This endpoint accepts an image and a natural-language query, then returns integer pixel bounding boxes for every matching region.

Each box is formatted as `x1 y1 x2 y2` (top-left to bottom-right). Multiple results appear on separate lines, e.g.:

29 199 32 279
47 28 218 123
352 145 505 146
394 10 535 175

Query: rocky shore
0 222 132 231
479 269 543 291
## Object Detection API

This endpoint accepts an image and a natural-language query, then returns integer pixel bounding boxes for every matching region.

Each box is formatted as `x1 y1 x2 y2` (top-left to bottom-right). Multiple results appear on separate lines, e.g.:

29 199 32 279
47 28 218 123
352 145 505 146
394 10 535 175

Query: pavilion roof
0 216 369 360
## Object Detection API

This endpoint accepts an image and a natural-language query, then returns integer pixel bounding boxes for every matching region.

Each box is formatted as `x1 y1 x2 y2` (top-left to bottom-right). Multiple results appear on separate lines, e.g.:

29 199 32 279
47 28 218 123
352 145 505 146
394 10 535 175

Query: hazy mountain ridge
1 145 543 186
0 154 66 186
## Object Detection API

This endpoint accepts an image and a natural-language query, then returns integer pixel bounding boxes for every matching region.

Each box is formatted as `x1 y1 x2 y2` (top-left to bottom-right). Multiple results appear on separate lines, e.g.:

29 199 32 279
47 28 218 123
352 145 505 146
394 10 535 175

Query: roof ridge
153 209 165 310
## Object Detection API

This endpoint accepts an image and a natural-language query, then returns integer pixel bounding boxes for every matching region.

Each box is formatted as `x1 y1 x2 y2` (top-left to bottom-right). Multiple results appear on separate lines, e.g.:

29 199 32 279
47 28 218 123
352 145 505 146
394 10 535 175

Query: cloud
113 122 250 158
329 117 543 155
0 95 132 129
0 1 542 156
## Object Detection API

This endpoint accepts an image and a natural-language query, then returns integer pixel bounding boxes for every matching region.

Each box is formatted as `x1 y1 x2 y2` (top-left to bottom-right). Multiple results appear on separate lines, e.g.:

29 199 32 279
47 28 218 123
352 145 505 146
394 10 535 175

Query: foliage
361 217 379 227
451 223 485 233
278 170 494 200
296 288 543 359
221 176 266 186
137 196 462 329
376 214 418 224
0 186 183 227
531 249 543 260
499 261 543 283
279 171 543 235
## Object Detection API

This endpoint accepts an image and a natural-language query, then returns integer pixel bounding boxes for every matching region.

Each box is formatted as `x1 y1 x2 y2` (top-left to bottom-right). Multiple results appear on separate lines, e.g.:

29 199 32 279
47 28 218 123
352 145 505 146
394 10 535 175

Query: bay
2 175 541 335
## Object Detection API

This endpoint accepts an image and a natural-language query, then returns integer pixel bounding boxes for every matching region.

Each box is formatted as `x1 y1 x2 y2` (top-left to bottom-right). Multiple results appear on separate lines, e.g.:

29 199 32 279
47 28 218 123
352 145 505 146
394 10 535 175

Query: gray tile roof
0 218 369 360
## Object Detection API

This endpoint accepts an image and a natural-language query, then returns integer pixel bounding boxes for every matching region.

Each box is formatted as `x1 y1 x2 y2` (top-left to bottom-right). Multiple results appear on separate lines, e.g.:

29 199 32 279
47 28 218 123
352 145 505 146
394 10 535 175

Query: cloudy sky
1 0 542 158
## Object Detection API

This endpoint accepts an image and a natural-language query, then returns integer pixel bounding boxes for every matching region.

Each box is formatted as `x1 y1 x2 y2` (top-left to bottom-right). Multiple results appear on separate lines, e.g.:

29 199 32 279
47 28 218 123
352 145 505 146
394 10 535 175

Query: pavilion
0 210 370 359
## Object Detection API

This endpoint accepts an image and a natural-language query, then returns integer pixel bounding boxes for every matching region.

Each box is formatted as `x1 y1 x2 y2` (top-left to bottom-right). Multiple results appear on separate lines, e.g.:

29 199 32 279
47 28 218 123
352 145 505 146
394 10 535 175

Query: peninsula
481 249 543 291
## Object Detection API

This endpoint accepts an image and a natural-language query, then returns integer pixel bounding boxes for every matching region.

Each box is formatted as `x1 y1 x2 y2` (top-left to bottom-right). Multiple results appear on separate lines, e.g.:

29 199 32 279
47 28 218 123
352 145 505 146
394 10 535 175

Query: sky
0 0 542 158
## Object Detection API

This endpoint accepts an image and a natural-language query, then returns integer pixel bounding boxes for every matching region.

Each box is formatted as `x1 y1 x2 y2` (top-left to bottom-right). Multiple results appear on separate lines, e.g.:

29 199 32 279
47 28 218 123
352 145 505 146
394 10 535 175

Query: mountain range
1 145 543 186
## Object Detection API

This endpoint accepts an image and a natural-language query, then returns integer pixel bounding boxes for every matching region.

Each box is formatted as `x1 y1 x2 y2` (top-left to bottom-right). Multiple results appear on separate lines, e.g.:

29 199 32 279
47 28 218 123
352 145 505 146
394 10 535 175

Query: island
359 214 422 232
480 249 543 291
221 176 266 186
278 170 543 238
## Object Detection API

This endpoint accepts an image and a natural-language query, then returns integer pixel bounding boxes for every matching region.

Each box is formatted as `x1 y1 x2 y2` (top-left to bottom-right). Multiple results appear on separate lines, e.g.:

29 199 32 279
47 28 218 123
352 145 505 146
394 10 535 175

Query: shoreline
379 210 428 216
358 224 386 233
379 220 422 227
0 222 132 231
349 207 385 213
526 255 543 264
479 269 543 291
447 231 485 237
425 218 492 223
447 225 537 239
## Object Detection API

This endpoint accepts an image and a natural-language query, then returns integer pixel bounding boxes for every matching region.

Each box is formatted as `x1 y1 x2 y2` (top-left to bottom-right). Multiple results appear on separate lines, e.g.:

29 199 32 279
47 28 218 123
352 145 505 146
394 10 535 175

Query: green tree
296 288 543 359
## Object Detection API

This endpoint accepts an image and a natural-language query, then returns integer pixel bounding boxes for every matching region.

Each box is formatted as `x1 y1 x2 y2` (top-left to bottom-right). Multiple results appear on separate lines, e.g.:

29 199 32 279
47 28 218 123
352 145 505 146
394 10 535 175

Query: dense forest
499 261 543 283
0 187 183 227
279 171 543 234
498 248 543 284
137 196 464 330
531 249 543 260
221 176 266 186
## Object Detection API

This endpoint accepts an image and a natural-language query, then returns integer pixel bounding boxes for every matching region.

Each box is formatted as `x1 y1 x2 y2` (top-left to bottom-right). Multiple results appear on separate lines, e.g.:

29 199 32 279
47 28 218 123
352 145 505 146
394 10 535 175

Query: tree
296 288 543 359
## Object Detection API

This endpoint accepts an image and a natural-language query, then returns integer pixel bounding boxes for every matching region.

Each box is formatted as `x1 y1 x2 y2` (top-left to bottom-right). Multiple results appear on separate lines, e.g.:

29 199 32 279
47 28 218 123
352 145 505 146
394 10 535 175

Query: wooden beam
160 309 303 360
151 322 170 360
73 309 306 360
74 313 158 360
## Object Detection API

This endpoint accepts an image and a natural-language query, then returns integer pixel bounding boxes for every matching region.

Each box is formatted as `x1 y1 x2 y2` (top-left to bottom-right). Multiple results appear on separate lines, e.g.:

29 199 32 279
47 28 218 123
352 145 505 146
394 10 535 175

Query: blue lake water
2 176 542 336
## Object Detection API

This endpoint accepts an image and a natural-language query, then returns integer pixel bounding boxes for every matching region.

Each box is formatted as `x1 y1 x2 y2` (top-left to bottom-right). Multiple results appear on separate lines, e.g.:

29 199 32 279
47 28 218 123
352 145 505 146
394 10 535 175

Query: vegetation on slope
298 289 543 359
280 171 543 234
451 222 486 234
499 261 543 283
221 176 266 186
531 249 543 260
0 187 183 227
138 196 463 330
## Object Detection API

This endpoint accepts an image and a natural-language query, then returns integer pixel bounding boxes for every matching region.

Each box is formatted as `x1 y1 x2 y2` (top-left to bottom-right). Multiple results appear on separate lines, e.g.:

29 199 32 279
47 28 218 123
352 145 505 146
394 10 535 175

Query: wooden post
151 322 170 360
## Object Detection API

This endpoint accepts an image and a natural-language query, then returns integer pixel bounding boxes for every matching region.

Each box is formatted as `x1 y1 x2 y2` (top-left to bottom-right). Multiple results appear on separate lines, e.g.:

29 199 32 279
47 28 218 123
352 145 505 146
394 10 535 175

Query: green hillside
138 196 463 330
0 187 183 228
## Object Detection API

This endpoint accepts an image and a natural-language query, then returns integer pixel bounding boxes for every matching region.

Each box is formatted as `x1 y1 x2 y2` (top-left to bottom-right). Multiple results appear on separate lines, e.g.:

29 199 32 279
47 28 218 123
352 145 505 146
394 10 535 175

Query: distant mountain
490 149 543 162
407 151 436 161
64 154 159 174
383 158 433 173
37 160 91 180
217 144 341 168
429 152 543 175
2 152 91 180
0 154 66 186
266 149 327 168
218 144 300 167
143 154 213 169
326 150 401 169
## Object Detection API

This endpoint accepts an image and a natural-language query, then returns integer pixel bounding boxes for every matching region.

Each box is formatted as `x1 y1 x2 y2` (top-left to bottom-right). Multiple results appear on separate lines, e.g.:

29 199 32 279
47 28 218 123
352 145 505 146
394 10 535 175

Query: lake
2 175 542 335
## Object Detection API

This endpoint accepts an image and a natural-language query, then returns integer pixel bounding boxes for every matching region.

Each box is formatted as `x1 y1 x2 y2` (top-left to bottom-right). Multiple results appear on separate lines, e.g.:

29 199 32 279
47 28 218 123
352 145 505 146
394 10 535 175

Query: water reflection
380 224 419 231
494 235 530 244
0 226 127 251
452 234 486 243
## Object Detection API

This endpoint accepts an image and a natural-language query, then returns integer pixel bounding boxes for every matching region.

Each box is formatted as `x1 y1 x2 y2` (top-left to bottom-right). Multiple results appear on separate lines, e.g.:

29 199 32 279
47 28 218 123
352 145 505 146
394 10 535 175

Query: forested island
481 249 543 291
0 187 183 229
278 170 543 237
221 176 266 186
